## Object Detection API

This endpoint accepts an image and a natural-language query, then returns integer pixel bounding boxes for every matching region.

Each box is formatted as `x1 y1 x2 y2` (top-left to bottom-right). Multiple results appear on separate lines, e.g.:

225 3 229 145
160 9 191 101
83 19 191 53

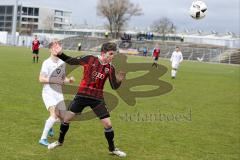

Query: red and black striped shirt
32 40 40 51
58 53 121 99
153 48 160 58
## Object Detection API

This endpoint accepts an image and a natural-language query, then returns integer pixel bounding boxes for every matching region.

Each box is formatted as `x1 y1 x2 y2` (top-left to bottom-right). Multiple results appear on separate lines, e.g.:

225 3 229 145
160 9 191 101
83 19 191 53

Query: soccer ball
189 0 207 20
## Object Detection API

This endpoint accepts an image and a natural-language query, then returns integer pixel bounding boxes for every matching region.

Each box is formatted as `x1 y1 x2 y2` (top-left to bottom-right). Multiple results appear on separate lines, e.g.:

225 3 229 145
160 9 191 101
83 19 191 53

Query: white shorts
172 62 179 69
42 91 66 110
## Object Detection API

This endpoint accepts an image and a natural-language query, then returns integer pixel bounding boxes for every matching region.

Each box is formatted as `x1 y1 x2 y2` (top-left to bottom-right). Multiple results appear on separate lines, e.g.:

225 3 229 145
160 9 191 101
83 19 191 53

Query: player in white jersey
170 46 183 79
39 41 75 146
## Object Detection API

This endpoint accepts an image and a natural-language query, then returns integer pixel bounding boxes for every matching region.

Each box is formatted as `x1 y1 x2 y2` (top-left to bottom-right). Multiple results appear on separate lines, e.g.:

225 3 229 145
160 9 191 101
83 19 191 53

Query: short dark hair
101 42 117 52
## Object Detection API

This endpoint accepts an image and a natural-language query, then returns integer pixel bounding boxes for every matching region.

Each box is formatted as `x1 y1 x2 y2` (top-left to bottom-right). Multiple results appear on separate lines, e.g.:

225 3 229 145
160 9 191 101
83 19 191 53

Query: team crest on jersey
105 68 109 74
56 68 61 74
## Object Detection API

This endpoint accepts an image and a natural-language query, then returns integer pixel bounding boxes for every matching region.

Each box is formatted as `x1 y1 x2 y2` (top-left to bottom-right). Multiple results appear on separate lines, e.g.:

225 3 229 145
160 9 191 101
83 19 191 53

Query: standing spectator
32 35 40 63
22 39 25 46
150 32 154 40
78 42 82 51
105 31 109 38
181 36 184 42
143 46 148 56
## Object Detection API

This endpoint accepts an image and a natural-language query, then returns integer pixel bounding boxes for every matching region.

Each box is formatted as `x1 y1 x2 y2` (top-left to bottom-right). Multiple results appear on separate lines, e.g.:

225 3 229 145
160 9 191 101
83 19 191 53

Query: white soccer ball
189 0 207 20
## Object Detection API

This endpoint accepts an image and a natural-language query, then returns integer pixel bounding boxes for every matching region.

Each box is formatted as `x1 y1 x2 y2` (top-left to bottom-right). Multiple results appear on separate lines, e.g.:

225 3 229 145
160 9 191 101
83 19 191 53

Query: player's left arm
180 52 183 63
109 66 126 90
53 42 89 65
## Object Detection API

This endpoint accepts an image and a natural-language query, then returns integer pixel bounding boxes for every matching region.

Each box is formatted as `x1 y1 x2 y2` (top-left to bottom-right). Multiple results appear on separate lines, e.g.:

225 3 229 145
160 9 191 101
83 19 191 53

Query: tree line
97 0 176 38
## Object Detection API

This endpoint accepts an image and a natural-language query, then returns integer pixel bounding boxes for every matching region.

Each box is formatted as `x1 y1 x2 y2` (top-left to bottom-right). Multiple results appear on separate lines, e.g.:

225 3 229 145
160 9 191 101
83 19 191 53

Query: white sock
171 69 177 77
173 70 177 77
171 69 174 77
40 116 57 140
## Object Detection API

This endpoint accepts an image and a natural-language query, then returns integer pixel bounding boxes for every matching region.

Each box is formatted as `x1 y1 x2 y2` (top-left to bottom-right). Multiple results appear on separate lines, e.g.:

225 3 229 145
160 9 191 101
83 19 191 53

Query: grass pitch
0 46 239 160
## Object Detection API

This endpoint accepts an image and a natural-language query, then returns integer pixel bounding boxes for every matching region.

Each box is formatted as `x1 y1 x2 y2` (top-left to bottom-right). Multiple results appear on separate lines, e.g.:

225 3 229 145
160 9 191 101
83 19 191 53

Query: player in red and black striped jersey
58 52 121 100
48 42 127 157
152 44 160 68
32 35 40 63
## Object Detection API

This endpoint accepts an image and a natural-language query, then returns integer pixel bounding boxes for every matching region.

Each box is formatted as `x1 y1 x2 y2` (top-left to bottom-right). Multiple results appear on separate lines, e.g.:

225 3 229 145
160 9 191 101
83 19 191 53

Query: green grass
0 46 239 160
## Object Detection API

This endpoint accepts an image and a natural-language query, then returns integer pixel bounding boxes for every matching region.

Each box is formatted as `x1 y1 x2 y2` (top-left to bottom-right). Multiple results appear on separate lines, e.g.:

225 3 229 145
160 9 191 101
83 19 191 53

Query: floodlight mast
11 0 18 46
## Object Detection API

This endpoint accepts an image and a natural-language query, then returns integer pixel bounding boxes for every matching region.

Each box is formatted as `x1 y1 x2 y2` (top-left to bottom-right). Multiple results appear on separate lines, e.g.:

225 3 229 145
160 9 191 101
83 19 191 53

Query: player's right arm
57 53 89 65
52 42 89 65
39 73 64 85
39 73 74 85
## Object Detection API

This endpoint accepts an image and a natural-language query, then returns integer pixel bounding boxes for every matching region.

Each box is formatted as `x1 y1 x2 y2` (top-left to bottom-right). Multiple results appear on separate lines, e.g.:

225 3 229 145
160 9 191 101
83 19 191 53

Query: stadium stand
59 36 113 51
220 49 240 64
53 35 240 64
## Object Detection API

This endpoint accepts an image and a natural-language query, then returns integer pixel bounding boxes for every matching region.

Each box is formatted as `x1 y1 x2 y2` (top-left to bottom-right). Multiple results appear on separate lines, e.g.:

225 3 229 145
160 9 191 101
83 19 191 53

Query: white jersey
170 51 183 69
40 57 66 108
170 51 183 63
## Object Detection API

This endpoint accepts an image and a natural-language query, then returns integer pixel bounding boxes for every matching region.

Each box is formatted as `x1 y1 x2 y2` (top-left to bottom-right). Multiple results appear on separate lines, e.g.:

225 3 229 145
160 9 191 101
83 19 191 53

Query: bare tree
151 17 176 41
44 15 54 31
97 0 142 38
21 18 35 35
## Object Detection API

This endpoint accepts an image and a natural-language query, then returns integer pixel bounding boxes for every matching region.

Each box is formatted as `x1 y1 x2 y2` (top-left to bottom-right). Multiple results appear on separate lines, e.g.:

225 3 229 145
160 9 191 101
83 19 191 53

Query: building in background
0 1 72 34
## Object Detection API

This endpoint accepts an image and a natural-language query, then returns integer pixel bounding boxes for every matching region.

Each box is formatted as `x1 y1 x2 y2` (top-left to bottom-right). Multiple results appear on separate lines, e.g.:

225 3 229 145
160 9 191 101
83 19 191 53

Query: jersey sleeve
58 53 89 65
40 61 48 76
109 65 121 90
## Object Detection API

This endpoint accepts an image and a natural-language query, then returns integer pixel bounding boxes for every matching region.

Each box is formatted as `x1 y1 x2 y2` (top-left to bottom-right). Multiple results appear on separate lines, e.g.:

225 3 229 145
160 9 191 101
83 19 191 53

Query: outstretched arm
52 42 88 65
57 53 83 65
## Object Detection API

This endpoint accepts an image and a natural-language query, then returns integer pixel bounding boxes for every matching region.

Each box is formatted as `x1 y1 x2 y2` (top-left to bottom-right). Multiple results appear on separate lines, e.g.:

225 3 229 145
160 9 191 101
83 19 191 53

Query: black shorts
69 95 110 119
32 50 39 54
154 57 159 61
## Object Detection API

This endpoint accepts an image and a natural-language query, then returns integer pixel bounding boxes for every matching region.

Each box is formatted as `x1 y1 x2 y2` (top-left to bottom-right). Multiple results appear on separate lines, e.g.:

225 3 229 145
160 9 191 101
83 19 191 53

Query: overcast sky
4 0 240 34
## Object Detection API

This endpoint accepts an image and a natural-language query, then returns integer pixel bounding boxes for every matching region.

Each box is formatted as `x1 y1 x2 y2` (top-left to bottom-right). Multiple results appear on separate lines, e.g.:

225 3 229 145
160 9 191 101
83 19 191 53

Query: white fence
184 35 240 49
